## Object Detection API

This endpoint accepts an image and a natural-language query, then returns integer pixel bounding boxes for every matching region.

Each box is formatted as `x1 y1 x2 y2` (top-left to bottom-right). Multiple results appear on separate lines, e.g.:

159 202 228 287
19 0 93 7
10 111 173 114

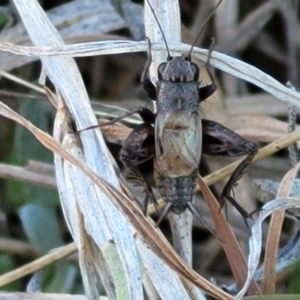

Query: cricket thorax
154 168 198 214
156 81 200 112
156 57 201 112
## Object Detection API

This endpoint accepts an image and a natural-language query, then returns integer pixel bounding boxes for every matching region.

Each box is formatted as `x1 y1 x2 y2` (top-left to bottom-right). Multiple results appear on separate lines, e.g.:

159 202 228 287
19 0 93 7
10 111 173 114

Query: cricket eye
158 62 167 80
190 63 199 80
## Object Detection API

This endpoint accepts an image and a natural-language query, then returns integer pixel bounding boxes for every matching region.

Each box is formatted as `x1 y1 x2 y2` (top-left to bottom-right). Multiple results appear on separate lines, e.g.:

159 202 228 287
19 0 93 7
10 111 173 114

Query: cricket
81 0 258 227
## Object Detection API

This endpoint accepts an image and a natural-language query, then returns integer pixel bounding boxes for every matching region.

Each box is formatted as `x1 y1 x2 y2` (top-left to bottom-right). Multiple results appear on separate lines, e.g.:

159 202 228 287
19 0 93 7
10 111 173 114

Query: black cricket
81 0 258 226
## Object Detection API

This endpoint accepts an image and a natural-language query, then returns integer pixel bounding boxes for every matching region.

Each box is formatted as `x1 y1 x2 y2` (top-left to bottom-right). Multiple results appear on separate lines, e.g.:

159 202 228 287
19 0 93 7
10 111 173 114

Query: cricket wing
155 111 202 176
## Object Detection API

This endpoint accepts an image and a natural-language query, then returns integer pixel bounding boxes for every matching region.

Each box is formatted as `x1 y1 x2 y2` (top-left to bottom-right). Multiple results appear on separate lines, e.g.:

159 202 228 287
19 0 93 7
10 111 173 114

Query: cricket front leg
202 119 258 226
198 42 217 102
121 159 158 215
141 38 157 100
119 123 158 215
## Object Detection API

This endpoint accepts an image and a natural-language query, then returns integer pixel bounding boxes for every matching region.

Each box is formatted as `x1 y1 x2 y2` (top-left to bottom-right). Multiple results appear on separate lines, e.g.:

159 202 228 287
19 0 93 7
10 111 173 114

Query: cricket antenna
145 0 172 61
187 0 222 60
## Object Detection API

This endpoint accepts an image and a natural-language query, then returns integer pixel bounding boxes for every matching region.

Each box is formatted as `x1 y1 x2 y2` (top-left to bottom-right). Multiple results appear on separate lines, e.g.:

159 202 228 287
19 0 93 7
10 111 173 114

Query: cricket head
145 0 222 83
157 56 199 83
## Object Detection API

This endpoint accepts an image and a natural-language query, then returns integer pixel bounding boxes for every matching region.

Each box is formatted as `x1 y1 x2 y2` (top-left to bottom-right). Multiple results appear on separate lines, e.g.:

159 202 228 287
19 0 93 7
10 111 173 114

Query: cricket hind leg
198 41 217 101
201 119 258 226
79 103 157 214
119 122 159 215
155 202 172 226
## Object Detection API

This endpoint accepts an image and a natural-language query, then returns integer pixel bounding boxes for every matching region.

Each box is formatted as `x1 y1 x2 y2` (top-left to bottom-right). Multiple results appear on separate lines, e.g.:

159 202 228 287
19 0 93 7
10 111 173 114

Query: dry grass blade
197 175 260 295
217 1 277 52
262 211 285 294
226 94 290 116
0 0 128 71
236 197 300 298
1 41 300 107
168 211 193 266
0 70 45 93
0 243 76 287
262 160 300 294
135 237 191 299
193 50 300 107
0 237 37 257
11 0 142 297
54 119 115 299
0 163 56 189
231 113 300 145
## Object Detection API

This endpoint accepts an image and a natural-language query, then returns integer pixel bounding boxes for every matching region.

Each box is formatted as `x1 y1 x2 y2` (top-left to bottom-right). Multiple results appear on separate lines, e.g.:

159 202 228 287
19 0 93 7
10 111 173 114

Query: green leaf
6 98 58 207
14 99 54 164
0 12 8 29
0 254 20 291
290 259 300 294
102 240 130 300
43 262 78 293
6 178 58 207
19 203 63 253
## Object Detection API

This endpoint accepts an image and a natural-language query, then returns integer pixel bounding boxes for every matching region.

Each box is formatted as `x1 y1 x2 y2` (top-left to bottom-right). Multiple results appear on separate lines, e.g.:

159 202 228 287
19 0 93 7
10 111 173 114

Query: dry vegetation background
0 0 300 299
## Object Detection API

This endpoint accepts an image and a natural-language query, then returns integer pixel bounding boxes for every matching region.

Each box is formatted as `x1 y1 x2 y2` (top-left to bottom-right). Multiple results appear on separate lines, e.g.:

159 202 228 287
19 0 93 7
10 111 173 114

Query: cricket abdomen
154 168 197 214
